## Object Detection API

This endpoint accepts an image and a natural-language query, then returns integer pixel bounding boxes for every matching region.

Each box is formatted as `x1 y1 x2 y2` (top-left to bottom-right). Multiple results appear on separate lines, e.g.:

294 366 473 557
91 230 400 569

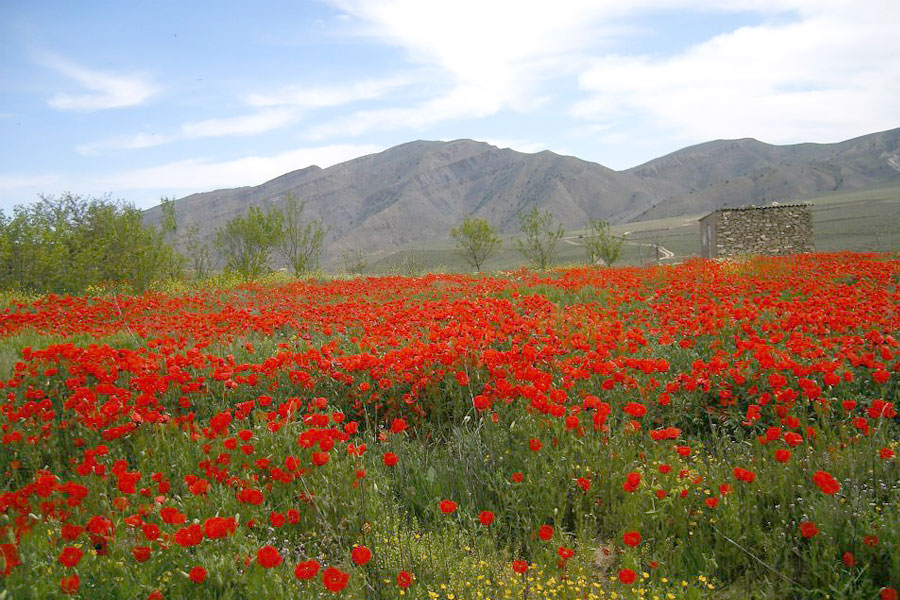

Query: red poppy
382 452 398 467
257 545 283 568
439 499 457 514
479 510 495 526
622 531 641 547
322 566 350 592
842 551 855 568
538 524 554 541
799 521 818 538
396 570 413 589
351 545 372 566
510 472 524 483
188 566 207 583
881 588 898 600
557 546 574 560
812 470 840 495
60 574 80 595
618 568 636 584
175 524 203 547
294 559 320 580
59 546 83 568
623 472 641 492
774 449 791 463
528 438 542 452
132 546 151 562
512 560 528 574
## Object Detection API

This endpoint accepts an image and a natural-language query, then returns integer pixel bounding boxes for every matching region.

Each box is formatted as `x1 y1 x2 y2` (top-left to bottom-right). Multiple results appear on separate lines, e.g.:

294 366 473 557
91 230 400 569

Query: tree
0 193 181 293
183 224 216 280
583 218 624 266
215 206 283 279
450 216 502 272
342 248 368 276
515 207 564 270
276 194 326 276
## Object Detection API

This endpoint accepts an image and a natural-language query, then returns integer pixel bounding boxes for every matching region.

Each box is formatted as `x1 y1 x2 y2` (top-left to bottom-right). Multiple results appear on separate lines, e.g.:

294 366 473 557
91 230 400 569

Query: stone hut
699 204 814 259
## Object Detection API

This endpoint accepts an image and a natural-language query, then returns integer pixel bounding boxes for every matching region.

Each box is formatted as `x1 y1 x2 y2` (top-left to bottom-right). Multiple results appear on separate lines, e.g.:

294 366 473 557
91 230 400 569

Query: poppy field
1 252 898 599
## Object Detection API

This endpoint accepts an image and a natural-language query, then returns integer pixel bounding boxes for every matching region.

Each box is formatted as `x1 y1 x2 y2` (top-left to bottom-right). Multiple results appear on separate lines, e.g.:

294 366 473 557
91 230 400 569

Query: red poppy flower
512 560 528 574
774 449 791 463
439 500 457 514
188 566 207 583
557 546 574 560
382 452 398 467
799 521 818 538
59 546 83 568
132 546 151 562
396 570 413 589
618 568 636 584
322 566 350 592
624 402 646 417
528 438 542 452
175 524 203 547
812 470 840 495
881 587 898 600
622 531 641 547
351 545 372 566
842 551 855 568
510 472 523 483
257 545 283 568
623 472 641 492
294 559 320 580
479 510 495 526
538 524 554 541
60 574 80 595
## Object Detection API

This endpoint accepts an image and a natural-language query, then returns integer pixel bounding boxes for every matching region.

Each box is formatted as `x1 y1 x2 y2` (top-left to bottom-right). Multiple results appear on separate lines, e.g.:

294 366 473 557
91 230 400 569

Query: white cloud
246 76 410 108
93 144 383 191
571 1 900 145
77 108 299 154
305 84 503 139
40 54 158 111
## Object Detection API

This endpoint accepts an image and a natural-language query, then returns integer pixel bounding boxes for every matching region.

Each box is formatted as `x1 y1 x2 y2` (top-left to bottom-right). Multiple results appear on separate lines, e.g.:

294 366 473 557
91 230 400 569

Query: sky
1 0 899 212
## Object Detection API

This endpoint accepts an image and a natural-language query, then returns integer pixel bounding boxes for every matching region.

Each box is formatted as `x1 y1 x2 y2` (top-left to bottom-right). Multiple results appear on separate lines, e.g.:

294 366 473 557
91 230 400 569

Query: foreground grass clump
0 253 898 599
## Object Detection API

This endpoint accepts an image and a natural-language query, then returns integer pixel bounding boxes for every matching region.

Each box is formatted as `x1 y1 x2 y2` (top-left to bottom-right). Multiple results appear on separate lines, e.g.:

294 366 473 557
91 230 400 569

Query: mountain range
145 127 900 263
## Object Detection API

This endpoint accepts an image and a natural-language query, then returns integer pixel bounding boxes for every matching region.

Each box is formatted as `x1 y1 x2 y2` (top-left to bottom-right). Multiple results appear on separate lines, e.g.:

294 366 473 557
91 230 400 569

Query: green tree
583 218 624 266
215 206 283 279
183 224 216 280
0 193 180 293
342 248 368 276
276 194 326 276
450 216 502 272
515 207 564 270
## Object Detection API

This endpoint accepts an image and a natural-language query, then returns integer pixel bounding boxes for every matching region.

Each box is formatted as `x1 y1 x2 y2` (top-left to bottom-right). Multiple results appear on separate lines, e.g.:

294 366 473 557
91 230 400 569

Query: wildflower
189 566 207 583
799 522 818 538
538 524 554 541
397 571 413 589
623 531 641 547
382 452 399 467
512 560 528 574
479 510 495 526
295 560 320 580
439 500 457 514
256 545 283 568
351 545 372 566
60 575 80 595
619 568 636 584
59 547 83 568
322 566 350 592
812 470 840 495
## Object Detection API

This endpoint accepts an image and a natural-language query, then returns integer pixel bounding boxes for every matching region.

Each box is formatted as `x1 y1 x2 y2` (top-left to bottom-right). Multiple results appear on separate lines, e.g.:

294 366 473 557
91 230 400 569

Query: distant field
362 183 900 274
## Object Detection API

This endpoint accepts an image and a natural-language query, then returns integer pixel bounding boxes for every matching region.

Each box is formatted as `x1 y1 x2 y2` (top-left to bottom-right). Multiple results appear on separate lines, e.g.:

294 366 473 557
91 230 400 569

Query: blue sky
2 0 898 212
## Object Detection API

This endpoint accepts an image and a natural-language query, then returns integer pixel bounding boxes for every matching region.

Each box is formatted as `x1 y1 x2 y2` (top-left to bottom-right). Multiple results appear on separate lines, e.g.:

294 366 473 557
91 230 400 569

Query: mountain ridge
145 127 900 263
